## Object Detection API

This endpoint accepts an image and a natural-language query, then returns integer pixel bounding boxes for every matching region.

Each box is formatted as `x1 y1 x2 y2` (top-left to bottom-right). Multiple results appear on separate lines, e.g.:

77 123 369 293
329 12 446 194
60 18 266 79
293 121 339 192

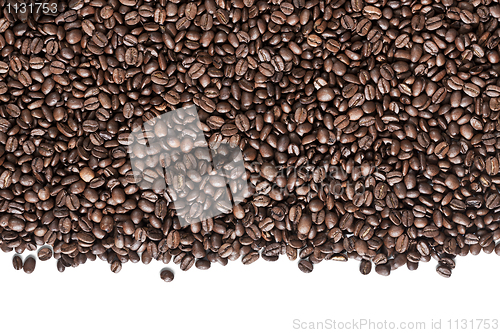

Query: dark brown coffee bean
110 260 122 273
436 265 452 278
317 87 334 102
298 259 313 273
82 20 95 36
125 48 139 65
359 260 371 275
195 259 211 270
92 31 108 47
38 248 53 261
151 71 169 85
242 251 259 265
375 264 390 276
12 255 23 270
23 257 36 274
0 61 9 74
363 6 382 20
160 268 174 282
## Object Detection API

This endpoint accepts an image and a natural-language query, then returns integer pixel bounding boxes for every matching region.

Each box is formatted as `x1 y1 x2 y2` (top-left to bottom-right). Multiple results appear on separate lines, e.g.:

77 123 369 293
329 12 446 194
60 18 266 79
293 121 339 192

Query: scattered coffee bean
12 256 23 270
23 257 36 274
160 269 174 282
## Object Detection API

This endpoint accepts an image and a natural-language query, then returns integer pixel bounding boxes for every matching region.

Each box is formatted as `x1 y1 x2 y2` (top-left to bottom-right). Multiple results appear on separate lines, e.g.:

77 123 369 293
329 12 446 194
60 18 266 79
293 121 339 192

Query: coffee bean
180 254 195 271
57 260 66 273
463 83 480 97
12 255 23 270
82 20 95 36
436 265 452 278
23 257 36 274
242 251 259 265
82 120 99 132
92 31 108 47
151 71 169 85
38 248 53 261
110 260 122 273
326 40 341 53
188 63 206 79
363 6 382 20
0 61 8 74
160 269 174 282
195 259 211 270
375 264 391 276
317 87 334 102
125 48 139 65
359 260 371 275
298 260 313 273
426 16 443 30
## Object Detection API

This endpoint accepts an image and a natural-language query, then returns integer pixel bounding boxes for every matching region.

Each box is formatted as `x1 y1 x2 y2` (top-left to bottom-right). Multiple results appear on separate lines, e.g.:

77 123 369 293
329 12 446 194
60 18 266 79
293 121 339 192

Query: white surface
0 251 499 332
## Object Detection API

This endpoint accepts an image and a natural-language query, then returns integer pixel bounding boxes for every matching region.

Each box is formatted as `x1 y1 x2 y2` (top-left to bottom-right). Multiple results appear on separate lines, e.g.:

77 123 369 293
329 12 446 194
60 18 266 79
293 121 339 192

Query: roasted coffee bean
242 251 259 265
151 71 169 85
436 265 452 278
92 31 108 47
359 260 372 275
195 259 211 270
12 255 23 270
375 264 391 276
298 260 313 273
23 257 36 274
110 260 122 273
37 248 52 261
160 269 174 282
317 87 335 102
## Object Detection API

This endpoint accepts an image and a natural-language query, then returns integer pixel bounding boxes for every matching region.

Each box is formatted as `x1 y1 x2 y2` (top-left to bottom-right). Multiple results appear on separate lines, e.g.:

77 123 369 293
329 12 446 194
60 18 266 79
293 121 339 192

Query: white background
1 250 499 332
0 63 488 331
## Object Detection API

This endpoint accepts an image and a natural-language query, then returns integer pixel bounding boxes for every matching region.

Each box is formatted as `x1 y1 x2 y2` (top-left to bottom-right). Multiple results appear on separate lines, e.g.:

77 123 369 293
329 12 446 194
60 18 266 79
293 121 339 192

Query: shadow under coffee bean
0 0 499 281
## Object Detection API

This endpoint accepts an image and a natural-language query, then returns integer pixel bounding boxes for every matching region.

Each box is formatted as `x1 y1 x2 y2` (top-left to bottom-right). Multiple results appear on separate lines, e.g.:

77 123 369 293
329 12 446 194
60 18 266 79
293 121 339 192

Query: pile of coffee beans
1 0 500 280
